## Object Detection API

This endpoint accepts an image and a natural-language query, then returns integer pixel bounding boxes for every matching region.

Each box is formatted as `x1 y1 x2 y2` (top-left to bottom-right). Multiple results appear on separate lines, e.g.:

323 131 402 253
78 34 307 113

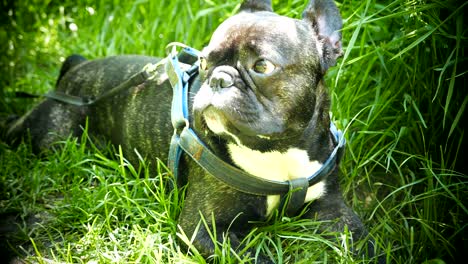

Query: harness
46 43 346 215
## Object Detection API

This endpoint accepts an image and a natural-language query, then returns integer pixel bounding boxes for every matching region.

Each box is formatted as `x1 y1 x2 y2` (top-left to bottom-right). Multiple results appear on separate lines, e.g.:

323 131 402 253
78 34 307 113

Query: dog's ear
240 0 273 13
303 0 343 71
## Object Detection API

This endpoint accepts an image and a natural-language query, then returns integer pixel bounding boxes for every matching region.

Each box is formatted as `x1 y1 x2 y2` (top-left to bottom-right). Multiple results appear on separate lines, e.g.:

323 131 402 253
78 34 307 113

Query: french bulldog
7 0 378 262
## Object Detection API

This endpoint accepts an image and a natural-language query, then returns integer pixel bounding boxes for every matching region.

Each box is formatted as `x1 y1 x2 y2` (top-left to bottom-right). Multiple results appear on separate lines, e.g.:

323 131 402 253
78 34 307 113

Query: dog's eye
253 59 275 74
199 57 208 71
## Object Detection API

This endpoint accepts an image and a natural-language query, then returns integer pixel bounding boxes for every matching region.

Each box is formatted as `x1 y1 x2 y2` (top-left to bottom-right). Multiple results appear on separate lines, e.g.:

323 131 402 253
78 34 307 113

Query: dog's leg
303 178 383 262
6 100 86 152
306 194 368 238
178 167 272 263
180 219 273 264
7 55 88 152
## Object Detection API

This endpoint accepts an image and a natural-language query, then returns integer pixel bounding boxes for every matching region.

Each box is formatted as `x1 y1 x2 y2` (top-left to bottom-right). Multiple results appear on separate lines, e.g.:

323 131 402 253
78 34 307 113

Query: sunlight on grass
0 0 466 263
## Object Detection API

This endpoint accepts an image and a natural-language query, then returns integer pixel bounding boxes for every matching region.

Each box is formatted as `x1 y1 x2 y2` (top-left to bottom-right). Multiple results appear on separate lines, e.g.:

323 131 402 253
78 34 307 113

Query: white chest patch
228 143 327 216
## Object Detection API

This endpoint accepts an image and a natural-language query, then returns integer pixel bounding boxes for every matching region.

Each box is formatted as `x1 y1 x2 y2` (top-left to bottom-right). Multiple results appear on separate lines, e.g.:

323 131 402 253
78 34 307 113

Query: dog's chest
227 143 326 216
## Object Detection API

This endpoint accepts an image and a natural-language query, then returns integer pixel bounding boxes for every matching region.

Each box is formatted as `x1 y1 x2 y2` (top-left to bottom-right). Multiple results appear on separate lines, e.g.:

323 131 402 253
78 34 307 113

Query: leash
45 43 346 215
44 59 165 106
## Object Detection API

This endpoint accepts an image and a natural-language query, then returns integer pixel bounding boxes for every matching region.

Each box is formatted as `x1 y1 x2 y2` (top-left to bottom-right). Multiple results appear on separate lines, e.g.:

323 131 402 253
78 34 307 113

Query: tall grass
0 0 466 263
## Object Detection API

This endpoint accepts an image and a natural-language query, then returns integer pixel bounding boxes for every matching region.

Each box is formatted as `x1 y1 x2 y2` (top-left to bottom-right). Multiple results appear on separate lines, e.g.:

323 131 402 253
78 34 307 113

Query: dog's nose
209 69 234 90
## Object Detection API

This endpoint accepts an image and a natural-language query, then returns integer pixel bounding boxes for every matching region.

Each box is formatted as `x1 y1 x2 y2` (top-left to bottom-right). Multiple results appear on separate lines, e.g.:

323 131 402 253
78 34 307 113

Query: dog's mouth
201 107 231 135
193 93 290 147
196 105 306 154
201 106 268 138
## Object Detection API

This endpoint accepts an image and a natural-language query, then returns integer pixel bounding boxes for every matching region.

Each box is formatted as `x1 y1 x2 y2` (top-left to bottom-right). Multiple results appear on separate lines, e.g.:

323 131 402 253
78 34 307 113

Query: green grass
0 0 466 263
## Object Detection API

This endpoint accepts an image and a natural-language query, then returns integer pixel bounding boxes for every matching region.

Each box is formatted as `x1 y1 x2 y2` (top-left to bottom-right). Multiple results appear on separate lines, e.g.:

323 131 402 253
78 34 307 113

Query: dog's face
193 0 342 151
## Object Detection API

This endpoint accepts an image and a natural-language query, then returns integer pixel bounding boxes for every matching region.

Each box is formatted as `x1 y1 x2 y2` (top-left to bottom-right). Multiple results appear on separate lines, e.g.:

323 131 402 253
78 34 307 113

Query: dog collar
166 43 346 215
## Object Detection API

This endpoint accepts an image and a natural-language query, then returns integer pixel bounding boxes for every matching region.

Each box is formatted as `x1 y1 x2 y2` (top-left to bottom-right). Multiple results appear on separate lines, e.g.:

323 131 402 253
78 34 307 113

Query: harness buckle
282 177 309 216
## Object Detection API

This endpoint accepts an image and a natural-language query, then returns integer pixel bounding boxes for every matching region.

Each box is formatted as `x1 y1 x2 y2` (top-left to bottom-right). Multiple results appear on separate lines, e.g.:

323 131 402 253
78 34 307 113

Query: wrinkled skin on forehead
193 11 327 152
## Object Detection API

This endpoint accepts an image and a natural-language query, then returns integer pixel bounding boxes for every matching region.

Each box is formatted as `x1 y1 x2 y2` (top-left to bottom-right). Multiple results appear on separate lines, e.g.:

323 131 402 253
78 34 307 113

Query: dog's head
193 0 342 153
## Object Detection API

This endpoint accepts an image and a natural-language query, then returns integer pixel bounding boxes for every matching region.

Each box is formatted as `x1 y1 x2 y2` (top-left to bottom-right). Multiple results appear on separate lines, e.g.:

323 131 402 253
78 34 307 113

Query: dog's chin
200 107 285 147
202 108 231 136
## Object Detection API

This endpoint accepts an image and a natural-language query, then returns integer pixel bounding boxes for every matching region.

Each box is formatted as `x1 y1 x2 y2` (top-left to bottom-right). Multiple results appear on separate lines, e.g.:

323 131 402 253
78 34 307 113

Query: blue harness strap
165 43 346 214
166 45 201 180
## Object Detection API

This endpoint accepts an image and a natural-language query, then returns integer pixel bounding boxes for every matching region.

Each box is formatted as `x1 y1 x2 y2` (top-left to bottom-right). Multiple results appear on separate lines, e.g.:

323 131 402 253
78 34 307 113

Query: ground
0 0 466 263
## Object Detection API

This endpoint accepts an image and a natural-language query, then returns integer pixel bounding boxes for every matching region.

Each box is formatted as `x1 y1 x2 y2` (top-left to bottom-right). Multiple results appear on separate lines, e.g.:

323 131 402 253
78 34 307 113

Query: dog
7 0 377 262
